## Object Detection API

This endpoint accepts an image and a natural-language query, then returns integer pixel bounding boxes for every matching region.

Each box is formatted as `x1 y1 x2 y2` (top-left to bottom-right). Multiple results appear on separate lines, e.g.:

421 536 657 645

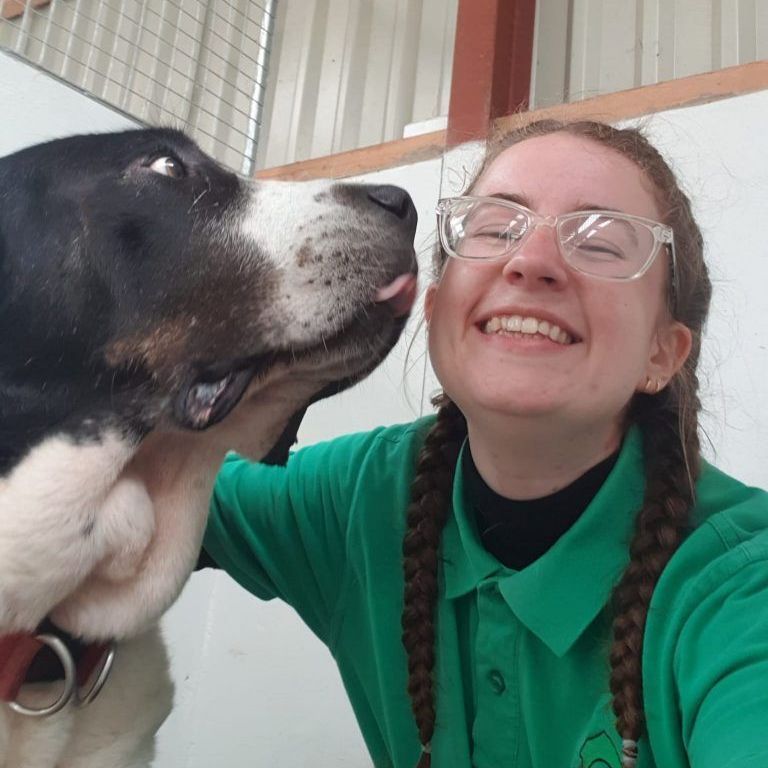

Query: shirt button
488 669 506 694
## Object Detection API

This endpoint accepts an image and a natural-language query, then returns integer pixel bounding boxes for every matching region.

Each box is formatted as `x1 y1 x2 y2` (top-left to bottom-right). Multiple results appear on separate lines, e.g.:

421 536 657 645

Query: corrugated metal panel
0 0 275 173
255 0 457 168
532 0 768 108
7 0 763 173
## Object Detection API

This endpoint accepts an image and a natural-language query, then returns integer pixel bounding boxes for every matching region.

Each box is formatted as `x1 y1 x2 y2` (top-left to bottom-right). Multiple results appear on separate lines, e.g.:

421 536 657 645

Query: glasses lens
558 213 657 279
443 199 529 259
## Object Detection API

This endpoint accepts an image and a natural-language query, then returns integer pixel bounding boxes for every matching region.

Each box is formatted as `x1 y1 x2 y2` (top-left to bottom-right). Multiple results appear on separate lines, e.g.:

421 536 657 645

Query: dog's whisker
188 187 209 215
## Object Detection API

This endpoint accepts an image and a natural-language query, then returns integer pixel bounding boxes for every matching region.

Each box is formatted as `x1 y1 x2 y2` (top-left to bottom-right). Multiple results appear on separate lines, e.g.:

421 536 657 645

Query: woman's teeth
482 315 573 345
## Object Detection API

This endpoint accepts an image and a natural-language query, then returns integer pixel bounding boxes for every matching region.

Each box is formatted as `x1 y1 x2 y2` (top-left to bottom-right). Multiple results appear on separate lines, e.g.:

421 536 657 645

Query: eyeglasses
436 196 677 301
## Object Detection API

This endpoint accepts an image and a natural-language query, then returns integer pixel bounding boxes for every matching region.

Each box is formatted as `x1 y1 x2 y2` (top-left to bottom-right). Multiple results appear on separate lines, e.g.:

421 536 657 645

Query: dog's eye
149 156 185 179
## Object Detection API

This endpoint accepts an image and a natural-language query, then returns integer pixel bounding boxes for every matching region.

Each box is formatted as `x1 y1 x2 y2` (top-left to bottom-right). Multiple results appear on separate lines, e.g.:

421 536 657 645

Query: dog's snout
367 185 416 224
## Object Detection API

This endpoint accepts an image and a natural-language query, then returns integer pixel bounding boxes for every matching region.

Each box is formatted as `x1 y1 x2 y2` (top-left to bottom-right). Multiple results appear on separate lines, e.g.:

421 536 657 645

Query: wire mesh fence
0 0 276 174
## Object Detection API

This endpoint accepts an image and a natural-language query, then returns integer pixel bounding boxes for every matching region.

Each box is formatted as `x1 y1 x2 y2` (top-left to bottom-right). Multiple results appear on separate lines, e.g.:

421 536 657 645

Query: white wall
630 99 768 487
0 50 136 155
3 49 768 768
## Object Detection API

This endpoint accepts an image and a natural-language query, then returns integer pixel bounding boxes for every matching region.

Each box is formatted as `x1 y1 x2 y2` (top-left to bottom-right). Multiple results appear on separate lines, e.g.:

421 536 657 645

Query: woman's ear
642 320 693 391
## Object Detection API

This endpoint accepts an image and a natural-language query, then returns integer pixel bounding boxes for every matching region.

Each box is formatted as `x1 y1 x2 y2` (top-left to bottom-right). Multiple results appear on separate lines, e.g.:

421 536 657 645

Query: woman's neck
465 414 623 500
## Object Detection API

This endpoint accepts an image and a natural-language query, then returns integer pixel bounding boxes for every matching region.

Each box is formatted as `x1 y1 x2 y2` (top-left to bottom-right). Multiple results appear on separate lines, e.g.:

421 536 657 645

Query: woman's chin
452 387 570 422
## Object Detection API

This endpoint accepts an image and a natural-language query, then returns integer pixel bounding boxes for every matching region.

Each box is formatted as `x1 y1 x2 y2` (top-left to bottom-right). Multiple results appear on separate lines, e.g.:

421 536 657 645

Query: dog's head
0 129 417 638
0 128 417 470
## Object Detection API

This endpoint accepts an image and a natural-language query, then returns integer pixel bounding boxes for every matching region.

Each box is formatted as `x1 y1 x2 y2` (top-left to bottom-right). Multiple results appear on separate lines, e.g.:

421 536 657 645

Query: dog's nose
367 185 416 224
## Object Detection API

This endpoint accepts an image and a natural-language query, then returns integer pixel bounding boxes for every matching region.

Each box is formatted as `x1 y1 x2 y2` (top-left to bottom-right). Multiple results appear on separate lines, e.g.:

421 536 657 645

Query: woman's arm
674 551 768 768
195 405 309 573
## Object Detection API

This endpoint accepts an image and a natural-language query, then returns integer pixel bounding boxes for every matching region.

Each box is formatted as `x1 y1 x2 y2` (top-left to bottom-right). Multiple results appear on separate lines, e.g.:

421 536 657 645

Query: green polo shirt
205 418 768 768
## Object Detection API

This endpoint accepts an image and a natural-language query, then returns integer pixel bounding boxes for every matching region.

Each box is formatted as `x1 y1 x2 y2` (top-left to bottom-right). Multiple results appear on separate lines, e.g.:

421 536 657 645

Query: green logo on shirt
579 731 621 768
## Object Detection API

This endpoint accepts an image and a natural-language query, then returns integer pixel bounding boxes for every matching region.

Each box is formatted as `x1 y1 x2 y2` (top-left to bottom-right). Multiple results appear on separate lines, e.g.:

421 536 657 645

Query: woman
202 120 768 768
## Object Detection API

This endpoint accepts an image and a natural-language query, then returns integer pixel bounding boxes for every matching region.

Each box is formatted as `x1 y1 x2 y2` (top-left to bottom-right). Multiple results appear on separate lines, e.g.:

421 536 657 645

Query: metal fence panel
0 0 275 173
254 0 457 168
532 0 768 108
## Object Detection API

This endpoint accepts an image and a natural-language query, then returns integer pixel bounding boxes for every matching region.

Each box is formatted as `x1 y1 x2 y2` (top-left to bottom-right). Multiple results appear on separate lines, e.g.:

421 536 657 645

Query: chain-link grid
1 0 276 174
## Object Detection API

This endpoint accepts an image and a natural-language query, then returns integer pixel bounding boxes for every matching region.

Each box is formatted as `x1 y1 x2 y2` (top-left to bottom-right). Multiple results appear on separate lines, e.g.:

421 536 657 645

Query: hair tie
621 738 638 767
415 742 432 768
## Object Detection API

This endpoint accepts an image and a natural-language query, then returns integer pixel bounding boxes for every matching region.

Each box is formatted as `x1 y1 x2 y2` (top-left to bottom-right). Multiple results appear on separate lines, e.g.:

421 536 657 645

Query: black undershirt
463 444 618 570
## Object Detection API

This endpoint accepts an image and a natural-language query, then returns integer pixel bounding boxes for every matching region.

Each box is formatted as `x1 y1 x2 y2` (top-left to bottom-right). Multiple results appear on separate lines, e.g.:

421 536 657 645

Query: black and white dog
0 129 417 767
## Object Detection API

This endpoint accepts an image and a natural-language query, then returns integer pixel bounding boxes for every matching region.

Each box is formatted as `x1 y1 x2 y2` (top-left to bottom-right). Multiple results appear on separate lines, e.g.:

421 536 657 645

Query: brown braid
401 393 466 766
401 118 712 763
609 384 703 741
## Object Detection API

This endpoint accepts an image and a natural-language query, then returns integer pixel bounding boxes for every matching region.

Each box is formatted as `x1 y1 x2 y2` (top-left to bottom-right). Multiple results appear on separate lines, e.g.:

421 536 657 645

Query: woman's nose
500 224 570 288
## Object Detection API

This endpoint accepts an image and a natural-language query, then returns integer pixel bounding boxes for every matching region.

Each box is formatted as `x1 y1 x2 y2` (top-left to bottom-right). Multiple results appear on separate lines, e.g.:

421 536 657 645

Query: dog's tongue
375 273 417 317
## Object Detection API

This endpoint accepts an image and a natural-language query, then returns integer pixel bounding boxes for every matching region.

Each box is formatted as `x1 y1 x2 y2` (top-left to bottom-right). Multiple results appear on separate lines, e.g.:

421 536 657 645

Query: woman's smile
481 316 575 345
475 306 581 348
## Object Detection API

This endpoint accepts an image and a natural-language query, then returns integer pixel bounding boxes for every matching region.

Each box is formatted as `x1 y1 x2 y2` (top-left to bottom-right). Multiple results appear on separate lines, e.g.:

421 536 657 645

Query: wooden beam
255 129 447 181
446 0 536 146
1 0 51 21
255 60 768 181
493 58 768 132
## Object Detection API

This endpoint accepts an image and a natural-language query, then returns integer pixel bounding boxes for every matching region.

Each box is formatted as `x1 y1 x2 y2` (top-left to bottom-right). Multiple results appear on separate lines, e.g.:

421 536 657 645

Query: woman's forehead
472 132 661 219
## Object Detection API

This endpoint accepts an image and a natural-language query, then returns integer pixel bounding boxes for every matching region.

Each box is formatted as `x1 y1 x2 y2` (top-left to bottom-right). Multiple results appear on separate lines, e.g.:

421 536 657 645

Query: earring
621 738 638 767
644 376 663 395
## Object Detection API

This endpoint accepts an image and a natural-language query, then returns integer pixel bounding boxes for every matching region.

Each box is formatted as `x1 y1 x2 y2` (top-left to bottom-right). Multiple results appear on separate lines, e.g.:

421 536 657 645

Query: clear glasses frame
435 195 678 306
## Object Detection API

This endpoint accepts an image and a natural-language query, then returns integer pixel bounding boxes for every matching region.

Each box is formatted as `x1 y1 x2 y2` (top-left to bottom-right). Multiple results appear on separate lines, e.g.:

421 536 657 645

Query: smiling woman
425 129 692 475
200 118 768 768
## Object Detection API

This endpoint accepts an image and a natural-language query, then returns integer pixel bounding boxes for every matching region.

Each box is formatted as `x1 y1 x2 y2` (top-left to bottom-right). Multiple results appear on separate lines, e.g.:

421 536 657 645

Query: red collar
0 626 110 703
0 633 44 702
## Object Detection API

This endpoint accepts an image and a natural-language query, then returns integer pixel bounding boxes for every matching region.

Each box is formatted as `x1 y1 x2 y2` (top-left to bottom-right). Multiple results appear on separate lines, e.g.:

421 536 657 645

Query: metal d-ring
76 643 116 708
8 634 76 718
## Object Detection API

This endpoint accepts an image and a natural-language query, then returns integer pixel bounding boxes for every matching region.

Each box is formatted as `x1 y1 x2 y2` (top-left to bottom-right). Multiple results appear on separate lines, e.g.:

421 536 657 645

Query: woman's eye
470 228 507 239
466 223 524 240
149 156 185 179
575 241 627 261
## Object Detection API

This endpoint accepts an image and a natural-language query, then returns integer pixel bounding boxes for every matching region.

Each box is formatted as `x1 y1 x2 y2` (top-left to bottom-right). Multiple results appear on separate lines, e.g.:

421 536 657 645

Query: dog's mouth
174 361 265 430
172 271 417 431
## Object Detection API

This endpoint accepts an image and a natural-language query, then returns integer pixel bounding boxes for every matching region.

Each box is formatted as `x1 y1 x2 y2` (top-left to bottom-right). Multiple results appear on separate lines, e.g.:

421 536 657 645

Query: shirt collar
441 427 645 657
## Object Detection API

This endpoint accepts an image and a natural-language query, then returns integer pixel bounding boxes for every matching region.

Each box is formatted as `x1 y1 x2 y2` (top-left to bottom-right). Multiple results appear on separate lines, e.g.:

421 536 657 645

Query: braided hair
400 119 712 767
